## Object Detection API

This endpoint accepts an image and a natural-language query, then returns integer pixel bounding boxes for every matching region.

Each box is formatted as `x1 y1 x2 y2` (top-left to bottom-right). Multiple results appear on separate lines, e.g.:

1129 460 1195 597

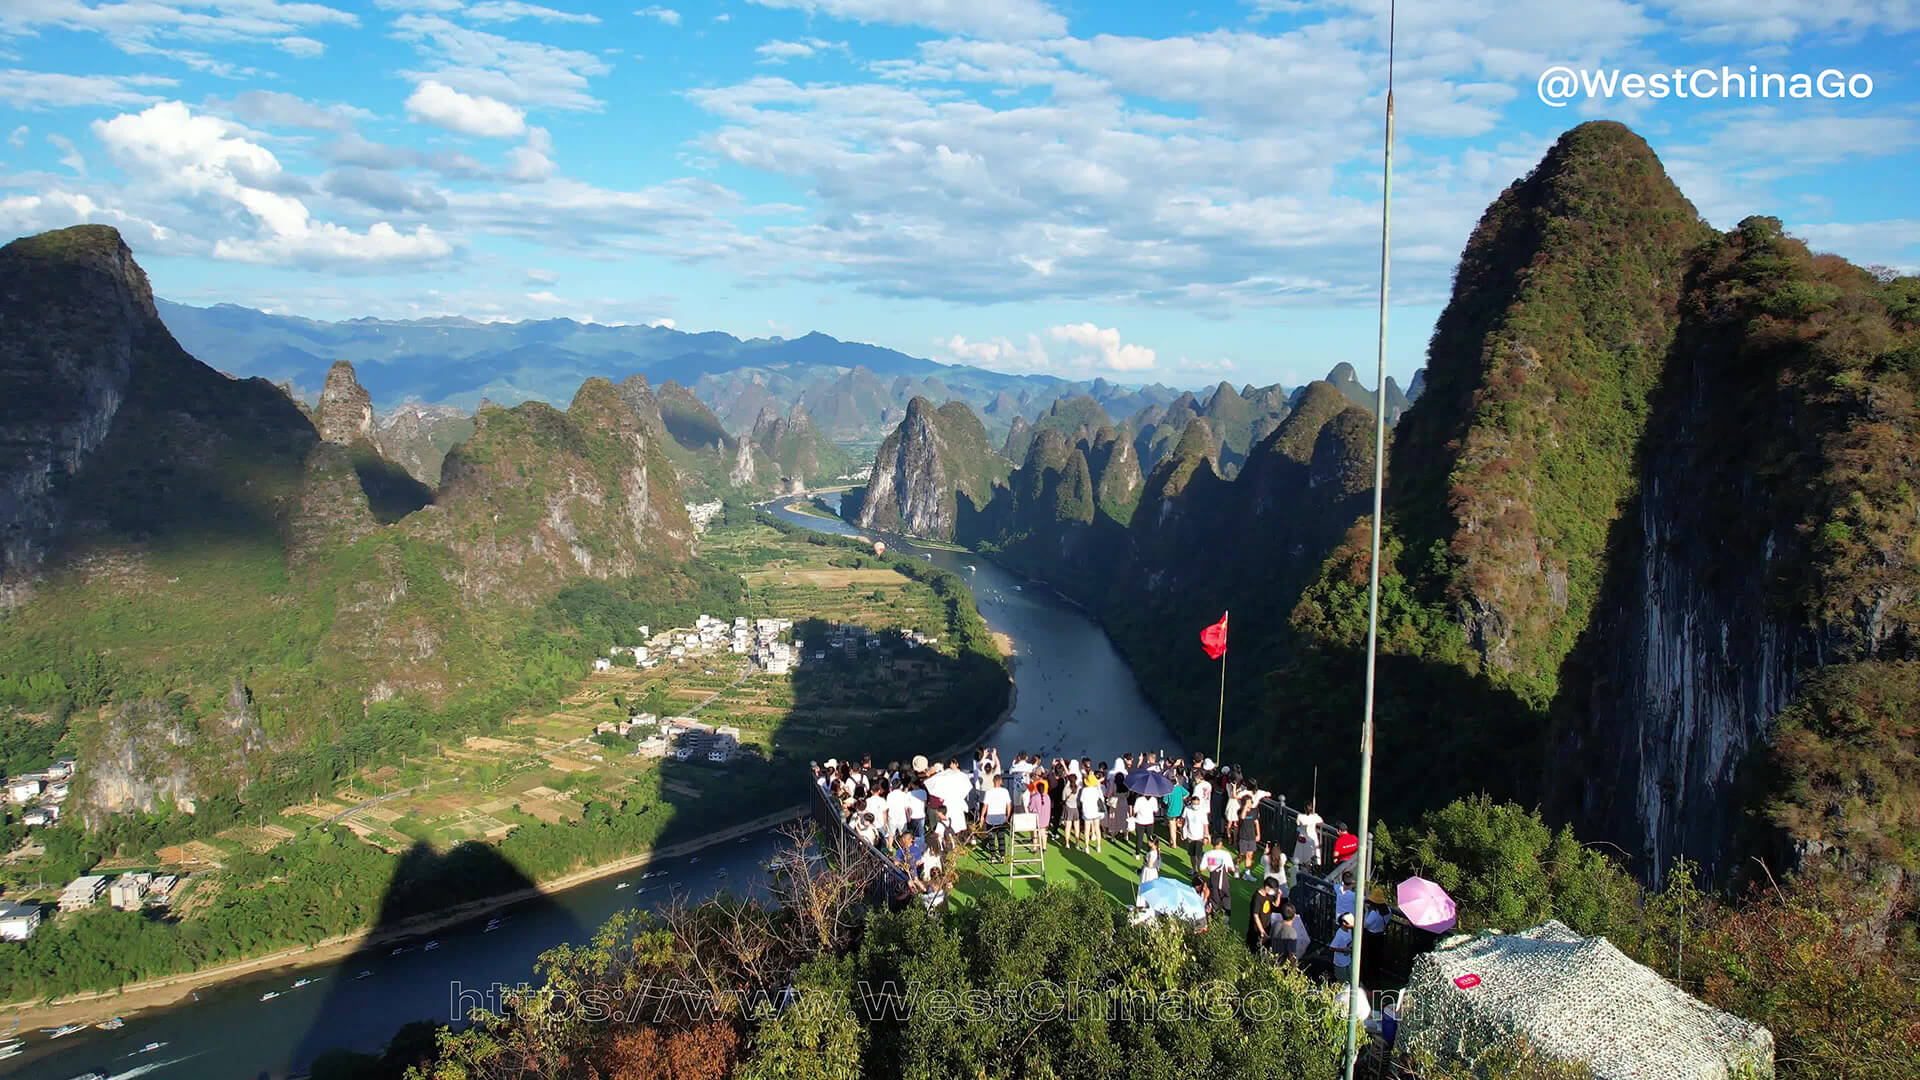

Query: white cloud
3 0 359 73
323 167 448 213
1047 323 1155 371
218 89 371 132
7 125 25 149
936 333 1051 372
746 0 1066 39
90 102 451 265
393 14 611 110
648 316 676 328
636 5 682 24
374 0 463 10
1 69 177 109
1789 219 1920 276
504 125 556 181
465 2 602 24
525 267 559 283
278 36 326 57
404 79 527 137
47 133 86 177
0 191 175 250
756 37 848 62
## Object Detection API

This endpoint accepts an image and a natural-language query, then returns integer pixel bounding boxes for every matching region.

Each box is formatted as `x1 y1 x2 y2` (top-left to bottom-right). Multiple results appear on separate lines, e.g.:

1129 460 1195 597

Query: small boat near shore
139 1041 166 1053
96 1016 125 1030
44 1023 85 1038
259 991 280 1002
292 978 313 989
423 940 441 951
355 970 373 980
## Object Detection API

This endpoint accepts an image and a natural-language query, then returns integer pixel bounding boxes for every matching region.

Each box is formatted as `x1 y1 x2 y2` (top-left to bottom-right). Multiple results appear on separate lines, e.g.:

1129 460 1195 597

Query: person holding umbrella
1124 767 1171 853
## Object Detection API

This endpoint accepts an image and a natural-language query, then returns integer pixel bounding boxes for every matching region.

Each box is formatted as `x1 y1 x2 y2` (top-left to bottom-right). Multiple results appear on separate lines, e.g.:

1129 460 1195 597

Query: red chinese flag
1200 612 1229 660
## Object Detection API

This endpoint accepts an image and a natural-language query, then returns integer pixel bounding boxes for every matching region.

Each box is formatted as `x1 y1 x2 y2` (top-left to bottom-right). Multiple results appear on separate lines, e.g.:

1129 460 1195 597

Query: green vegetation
374 794 1913 1080
0 513 1009 1003
404 867 1349 1080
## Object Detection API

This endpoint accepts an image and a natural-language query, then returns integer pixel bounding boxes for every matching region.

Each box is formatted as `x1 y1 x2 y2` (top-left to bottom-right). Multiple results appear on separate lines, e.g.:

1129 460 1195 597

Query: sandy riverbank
0 804 806 1032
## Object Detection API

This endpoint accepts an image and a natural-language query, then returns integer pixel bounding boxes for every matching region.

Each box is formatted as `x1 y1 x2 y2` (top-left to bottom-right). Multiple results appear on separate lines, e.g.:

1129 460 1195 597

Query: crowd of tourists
811 746 1392 980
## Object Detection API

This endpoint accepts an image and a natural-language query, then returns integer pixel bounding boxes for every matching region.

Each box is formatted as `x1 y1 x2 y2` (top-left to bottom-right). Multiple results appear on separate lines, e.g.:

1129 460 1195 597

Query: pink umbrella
1396 876 1458 933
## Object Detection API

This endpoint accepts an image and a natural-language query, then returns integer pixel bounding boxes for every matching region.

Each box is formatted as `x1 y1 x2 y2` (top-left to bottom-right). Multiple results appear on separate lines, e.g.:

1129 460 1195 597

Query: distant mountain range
152 300 1423 455
156 301 1175 444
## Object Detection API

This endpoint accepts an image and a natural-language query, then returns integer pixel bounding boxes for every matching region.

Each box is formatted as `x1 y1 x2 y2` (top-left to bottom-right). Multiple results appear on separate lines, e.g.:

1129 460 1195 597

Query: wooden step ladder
1006 812 1045 882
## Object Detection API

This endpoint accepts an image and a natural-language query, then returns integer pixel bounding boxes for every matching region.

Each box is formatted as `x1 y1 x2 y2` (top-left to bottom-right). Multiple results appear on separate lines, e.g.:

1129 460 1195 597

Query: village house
147 875 178 905
22 807 55 827
59 874 108 912
109 872 153 911
46 759 74 781
7 777 43 804
0 899 41 941
592 657 612 672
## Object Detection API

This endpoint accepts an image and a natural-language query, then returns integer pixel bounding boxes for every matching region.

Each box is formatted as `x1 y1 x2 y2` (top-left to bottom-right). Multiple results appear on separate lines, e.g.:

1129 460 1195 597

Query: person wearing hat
1365 886 1390 935
1330 911 1355 979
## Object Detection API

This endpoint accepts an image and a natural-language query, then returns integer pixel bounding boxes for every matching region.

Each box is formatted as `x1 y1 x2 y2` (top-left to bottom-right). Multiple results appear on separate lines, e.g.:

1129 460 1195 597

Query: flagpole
1214 610 1228 764
1343 1 1395 1077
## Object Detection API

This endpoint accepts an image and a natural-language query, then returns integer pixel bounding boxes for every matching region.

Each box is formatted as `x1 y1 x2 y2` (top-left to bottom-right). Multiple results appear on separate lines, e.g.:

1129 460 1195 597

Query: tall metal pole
1214 610 1228 764
1343 2 1395 1077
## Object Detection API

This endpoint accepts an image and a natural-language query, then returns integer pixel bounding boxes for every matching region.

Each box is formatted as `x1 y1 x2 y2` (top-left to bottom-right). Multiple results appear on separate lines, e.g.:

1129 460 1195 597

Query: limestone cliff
857 396 1010 540
375 402 474 486
0 225 715 829
428 377 694 607
315 360 374 444
749 403 848 488
0 227 183 604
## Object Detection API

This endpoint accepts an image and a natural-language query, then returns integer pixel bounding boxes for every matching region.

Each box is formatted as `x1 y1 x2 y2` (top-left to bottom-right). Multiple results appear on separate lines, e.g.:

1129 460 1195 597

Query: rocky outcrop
0 227 153 604
315 360 374 444
857 396 1009 540
429 376 693 606
749 403 847 487
290 441 379 558
375 402 474 486
1002 415 1033 461
78 700 202 823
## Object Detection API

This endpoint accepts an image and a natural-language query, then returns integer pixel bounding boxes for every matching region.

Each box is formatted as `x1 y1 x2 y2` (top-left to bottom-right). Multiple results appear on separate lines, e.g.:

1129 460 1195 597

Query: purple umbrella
1124 770 1174 797
1396 876 1458 933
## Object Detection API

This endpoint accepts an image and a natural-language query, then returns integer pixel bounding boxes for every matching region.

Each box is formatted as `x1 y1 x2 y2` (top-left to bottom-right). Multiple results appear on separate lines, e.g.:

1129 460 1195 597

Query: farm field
268 517 990 860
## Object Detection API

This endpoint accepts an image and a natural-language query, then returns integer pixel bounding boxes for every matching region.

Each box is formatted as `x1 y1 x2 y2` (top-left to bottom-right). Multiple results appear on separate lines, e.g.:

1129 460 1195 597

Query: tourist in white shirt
1129 791 1156 852
1331 912 1355 976
1294 800 1324 872
885 784 913 838
906 782 928 841
981 776 1013 856
1077 777 1104 853
1181 799 1209 867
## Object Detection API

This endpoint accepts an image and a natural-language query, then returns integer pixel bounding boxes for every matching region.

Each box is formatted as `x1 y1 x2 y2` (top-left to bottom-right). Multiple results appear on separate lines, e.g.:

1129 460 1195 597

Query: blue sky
2 1 1917 392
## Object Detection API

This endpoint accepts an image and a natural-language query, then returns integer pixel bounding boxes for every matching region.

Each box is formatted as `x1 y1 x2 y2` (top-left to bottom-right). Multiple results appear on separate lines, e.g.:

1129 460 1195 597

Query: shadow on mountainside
287 841 583 1080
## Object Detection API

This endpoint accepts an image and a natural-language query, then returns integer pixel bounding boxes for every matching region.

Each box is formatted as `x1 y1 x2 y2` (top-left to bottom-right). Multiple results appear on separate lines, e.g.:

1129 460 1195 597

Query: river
5 498 1175 1079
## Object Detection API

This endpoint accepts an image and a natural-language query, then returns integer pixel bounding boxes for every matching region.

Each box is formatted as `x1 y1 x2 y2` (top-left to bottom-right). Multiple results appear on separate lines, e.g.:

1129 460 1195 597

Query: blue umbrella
1138 877 1208 921
1125 770 1174 797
